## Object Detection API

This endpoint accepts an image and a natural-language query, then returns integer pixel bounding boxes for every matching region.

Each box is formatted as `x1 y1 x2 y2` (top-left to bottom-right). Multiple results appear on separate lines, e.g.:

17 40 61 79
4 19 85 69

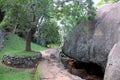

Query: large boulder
62 22 94 62
0 29 4 50
104 42 120 80
90 2 120 68
62 2 120 69
33 37 47 47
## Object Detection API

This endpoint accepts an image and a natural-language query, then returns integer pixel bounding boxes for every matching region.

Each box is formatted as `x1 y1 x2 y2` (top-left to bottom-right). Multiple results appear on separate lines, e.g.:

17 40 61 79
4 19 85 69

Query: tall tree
0 0 53 51
0 0 96 51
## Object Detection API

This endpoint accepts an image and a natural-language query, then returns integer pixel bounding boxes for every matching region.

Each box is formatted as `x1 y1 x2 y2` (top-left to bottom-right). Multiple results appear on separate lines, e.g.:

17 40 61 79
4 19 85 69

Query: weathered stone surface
62 22 94 62
62 2 120 69
40 48 66 68
90 2 120 68
0 29 4 50
104 42 120 80
33 37 47 46
2 52 42 68
40 48 62 63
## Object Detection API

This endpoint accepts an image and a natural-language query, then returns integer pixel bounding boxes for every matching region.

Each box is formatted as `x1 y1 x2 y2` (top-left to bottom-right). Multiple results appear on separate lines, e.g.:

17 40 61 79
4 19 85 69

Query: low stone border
2 52 42 68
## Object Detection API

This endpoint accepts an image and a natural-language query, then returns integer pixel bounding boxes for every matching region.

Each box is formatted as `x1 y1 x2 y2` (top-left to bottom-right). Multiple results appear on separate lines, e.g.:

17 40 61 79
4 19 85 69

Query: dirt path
38 49 83 80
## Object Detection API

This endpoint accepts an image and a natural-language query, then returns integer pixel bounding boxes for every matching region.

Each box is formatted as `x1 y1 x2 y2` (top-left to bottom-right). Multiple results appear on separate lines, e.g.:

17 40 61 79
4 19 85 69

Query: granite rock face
90 2 120 68
62 2 120 69
104 42 120 80
62 22 93 62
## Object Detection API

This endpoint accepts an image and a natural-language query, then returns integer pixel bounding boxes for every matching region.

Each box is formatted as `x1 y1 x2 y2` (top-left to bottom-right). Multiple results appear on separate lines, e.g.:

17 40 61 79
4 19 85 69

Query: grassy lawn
0 63 34 80
34 64 41 80
0 33 47 80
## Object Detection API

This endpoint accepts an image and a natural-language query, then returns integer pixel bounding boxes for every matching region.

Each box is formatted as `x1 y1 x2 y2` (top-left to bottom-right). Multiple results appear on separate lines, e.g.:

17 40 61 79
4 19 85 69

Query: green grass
0 33 47 80
34 63 42 80
0 64 34 80
0 33 47 60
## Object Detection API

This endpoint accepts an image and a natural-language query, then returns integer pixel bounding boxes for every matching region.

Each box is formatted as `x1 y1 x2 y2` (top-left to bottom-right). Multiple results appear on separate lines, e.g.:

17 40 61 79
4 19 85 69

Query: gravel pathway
38 49 83 80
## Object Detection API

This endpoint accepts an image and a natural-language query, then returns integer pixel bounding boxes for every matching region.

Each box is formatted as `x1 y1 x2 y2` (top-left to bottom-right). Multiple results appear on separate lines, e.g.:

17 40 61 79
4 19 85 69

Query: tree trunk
13 24 18 34
0 9 4 22
25 5 36 51
25 29 31 51
25 27 36 51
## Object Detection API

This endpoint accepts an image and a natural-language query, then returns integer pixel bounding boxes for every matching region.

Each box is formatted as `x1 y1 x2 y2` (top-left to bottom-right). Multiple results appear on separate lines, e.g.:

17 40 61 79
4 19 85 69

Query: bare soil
38 49 83 80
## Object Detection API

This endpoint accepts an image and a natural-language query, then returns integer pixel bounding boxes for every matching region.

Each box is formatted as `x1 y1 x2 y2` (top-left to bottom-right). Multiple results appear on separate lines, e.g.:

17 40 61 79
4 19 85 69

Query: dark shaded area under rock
74 61 104 78
61 54 104 80
68 60 104 80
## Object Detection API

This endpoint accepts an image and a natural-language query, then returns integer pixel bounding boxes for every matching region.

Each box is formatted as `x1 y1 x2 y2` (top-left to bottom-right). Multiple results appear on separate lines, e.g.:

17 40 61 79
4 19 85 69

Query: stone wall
2 53 42 68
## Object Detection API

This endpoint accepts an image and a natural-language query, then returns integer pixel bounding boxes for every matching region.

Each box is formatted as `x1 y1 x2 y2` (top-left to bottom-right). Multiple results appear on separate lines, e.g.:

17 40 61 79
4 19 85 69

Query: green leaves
0 0 60 44
0 0 96 45
38 19 60 44
0 0 52 29
54 0 96 34
97 0 119 6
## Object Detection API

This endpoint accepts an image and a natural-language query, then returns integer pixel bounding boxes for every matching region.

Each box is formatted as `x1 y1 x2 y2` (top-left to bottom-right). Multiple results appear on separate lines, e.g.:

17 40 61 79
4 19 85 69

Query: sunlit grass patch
0 33 47 80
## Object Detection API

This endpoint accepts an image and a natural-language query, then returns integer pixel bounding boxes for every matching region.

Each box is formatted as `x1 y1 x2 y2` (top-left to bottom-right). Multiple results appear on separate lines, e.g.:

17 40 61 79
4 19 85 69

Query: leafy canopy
0 0 60 45
53 0 96 34
0 0 96 45
97 0 120 5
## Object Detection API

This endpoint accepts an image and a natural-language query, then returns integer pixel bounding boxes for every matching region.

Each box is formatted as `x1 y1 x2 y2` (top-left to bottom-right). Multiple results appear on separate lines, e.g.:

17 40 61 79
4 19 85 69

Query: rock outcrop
90 2 120 68
40 48 63 66
62 2 120 69
0 29 4 50
104 42 120 80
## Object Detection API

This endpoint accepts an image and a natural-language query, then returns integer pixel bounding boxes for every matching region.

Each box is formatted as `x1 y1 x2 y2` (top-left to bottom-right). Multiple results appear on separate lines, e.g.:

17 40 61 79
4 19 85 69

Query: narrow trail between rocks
38 49 83 80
